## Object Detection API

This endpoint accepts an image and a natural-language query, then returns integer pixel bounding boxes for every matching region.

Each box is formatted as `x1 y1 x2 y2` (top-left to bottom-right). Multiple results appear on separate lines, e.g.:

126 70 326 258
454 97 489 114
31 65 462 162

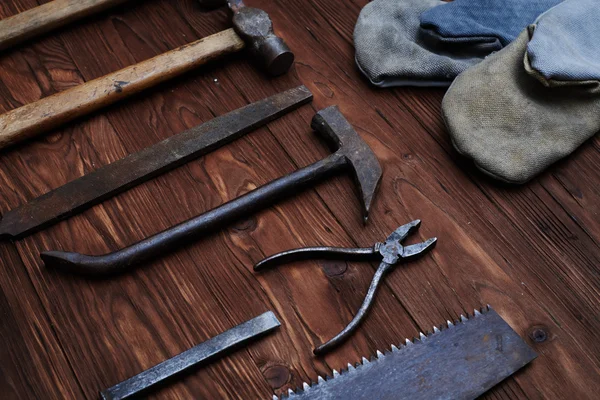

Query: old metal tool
0 0 293 149
0 86 312 240
201 0 294 75
254 220 437 355
100 311 280 400
272 306 537 399
0 0 131 52
41 106 382 276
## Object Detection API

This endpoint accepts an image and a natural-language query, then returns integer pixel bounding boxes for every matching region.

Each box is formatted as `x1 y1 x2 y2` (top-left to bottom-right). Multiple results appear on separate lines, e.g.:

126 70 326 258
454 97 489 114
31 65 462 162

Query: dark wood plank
0 242 84 399
0 0 599 399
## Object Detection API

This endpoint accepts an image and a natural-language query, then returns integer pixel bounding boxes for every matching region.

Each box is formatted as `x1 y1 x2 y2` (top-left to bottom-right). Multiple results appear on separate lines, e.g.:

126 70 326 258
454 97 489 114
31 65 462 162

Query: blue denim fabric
420 0 561 49
527 0 600 83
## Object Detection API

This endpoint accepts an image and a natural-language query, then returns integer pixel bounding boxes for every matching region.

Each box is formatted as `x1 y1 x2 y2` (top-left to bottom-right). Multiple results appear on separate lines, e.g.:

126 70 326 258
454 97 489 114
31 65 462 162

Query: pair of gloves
355 0 600 184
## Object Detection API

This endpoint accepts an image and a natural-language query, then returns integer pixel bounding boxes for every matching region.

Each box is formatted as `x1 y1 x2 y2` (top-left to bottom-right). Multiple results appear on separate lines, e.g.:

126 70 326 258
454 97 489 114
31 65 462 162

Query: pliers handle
253 221 436 355
254 245 381 271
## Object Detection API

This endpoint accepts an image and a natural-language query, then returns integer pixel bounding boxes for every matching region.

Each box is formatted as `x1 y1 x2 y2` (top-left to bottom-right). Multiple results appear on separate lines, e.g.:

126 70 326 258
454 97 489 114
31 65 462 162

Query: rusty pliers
254 220 437 355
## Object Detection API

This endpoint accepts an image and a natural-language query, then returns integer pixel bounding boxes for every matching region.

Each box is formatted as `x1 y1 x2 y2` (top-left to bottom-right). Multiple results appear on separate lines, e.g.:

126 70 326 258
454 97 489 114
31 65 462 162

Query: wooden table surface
1 1 599 399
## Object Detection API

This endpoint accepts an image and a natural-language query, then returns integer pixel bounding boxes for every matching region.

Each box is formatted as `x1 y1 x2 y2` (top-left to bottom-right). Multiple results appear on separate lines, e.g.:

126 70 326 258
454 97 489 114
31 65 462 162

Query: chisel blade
0 86 312 239
101 311 281 400
276 306 537 400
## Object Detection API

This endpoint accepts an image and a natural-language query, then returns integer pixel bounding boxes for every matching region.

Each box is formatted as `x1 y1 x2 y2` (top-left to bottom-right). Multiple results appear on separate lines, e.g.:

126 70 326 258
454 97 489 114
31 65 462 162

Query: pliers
254 220 437 355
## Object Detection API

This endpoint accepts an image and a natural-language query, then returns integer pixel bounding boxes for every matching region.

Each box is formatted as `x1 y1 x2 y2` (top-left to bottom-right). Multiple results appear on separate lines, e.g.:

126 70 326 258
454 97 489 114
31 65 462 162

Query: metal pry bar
41 107 382 276
100 311 281 400
254 220 437 355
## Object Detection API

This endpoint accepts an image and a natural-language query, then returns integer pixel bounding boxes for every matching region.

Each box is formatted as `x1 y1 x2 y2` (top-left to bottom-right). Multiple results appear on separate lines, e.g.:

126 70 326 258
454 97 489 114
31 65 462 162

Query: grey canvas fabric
443 30 600 184
353 0 484 87
526 0 600 91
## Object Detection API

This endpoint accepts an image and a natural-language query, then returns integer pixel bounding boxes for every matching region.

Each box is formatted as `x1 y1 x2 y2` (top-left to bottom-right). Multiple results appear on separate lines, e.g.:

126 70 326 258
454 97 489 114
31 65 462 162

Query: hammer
0 0 293 150
41 107 383 276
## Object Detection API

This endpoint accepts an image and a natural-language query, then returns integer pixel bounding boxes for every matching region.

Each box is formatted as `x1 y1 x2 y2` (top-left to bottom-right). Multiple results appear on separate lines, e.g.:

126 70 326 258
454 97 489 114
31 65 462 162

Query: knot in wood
320 260 348 277
528 326 549 343
262 363 291 389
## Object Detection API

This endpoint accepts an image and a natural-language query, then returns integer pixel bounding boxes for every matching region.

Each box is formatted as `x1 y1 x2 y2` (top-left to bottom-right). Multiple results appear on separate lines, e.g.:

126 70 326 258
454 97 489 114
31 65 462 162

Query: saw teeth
293 305 497 398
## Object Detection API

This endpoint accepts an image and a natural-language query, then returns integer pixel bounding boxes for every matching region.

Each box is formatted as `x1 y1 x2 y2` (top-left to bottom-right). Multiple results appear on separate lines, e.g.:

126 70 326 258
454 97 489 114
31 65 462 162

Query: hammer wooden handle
0 0 131 51
0 28 245 149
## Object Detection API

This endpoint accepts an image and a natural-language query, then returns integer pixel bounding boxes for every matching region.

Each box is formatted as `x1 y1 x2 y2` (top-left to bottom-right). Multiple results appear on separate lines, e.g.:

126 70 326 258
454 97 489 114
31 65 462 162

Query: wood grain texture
0 0 131 51
0 27 244 149
0 0 599 399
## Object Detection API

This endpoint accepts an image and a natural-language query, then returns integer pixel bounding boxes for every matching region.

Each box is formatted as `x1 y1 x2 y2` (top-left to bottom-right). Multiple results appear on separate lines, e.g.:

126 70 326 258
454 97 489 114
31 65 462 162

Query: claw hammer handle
0 28 244 150
0 0 131 51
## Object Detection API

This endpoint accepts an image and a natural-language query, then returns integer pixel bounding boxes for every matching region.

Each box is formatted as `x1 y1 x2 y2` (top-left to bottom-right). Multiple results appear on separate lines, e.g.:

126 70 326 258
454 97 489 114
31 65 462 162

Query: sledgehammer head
311 106 382 223
198 0 294 76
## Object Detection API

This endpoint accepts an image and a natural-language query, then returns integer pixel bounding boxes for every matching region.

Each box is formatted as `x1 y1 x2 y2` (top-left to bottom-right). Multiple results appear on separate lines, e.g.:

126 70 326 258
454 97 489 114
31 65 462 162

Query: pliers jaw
379 220 437 265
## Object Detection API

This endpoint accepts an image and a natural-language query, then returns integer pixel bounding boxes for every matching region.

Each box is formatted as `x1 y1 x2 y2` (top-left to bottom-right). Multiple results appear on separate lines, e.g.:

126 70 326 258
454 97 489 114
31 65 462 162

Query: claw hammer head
311 107 383 223
198 0 294 76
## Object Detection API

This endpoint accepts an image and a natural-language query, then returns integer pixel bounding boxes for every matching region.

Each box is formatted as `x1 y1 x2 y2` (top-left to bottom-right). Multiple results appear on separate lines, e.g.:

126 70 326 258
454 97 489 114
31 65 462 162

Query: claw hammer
0 0 293 149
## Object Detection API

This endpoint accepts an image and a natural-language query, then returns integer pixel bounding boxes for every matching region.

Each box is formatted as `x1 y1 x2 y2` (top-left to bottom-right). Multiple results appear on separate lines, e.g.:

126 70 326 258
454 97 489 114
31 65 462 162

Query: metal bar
100 311 281 400
43 106 383 276
42 151 348 276
0 86 312 240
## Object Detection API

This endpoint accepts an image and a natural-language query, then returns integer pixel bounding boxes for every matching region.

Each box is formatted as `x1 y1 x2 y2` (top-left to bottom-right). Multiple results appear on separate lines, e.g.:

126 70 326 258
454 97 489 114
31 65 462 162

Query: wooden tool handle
0 28 245 150
0 0 131 51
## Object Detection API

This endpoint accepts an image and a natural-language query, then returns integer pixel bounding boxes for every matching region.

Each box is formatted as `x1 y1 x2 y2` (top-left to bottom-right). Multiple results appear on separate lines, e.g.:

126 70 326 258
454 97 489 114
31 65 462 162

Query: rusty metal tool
255 220 437 355
0 0 294 149
100 311 280 400
0 86 312 240
272 306 537 399
200 0 294 75
41 106 382 276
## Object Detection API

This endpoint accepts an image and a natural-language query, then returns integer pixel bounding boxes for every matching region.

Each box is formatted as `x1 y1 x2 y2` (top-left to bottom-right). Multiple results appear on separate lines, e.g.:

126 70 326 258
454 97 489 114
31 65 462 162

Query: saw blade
274 306 536 400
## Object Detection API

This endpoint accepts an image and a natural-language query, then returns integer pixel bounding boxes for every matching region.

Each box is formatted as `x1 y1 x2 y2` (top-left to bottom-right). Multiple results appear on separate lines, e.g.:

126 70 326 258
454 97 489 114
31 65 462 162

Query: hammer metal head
311 106 382 223
198 0 294 76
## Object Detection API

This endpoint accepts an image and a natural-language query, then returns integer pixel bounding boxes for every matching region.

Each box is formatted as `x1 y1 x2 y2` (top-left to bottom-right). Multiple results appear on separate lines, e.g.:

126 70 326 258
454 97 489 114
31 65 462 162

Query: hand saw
274 306 536 400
